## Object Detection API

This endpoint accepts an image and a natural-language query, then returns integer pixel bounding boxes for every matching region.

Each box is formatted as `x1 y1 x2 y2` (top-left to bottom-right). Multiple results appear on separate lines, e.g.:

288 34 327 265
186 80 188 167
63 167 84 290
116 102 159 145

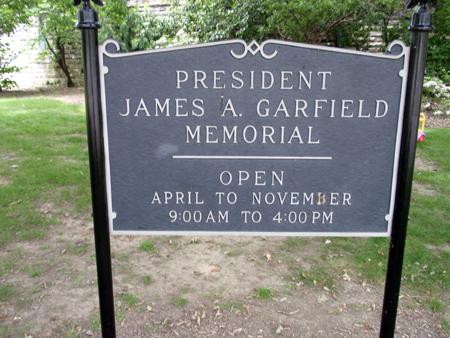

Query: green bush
426 0 450 85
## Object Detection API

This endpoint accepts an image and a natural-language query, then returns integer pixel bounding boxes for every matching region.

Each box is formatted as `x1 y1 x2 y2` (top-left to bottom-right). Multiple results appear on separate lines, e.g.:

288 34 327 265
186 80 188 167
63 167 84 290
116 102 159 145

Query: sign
99 39 409 236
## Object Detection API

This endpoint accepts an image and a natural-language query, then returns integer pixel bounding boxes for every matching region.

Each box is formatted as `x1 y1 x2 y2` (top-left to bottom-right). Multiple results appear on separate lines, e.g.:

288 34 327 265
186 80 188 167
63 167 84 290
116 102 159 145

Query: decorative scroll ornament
230 40 278 60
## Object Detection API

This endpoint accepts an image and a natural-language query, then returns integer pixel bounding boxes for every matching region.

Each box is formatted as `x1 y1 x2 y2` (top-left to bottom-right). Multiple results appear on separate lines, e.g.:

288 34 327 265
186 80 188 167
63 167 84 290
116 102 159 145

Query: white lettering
257 99 270 117
262 126 275 144
375 100 388 118
176 70 188 88
205 125 218 143
175 98 188 116
120 99 131 116
194 70 208 89
186 125 200 143
243 125 257 143
341 100 353 118
314 99 327 117
273 99 290 117
213 70 225 89
358 100 370 118
219 171 232 185
134 98 150 116
318 71 331 90
261 71 274 89
295 100 308 117
254 171 266 186
231 71 244 89
155 98 170 117
221 98 238 117
299 71 312 89
281 71 293 90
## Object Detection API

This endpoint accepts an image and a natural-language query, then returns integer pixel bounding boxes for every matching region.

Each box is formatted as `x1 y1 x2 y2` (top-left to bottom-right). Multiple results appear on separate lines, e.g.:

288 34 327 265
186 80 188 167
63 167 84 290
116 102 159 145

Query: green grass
283 237 310 252
205 288 225 301
225 250 244 257
172 297 188 309
427 298 446 313
63 239 90 255
256 287 273 299
64 323 83 338
0 283 17 302
118 253 130 261
118 292 140 308
139 240 157 253
28 268 43 278
440 318 450 331
89 313 101 331
220 299 248 313
0 255 16 276
140 274 154 285
181 285 193 293
0 98 89 245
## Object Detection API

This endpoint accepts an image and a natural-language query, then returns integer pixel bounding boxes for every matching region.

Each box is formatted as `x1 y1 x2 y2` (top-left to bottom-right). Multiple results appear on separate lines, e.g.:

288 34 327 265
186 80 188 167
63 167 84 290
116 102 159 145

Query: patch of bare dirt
421 101 450 129
0 211 448 338
0 86 85 105
414 157 441 172
425 243 450 254
422 113 450 129
0 176 12 186
412 182 437 196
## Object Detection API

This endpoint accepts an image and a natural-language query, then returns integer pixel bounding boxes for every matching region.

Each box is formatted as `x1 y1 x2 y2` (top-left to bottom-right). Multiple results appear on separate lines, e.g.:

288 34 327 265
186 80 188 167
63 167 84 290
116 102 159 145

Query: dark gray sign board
99 39 410 236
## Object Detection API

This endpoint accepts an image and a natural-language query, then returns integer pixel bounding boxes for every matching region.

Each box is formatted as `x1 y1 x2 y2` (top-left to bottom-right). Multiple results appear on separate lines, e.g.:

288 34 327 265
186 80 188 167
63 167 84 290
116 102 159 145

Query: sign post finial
74 0 102 29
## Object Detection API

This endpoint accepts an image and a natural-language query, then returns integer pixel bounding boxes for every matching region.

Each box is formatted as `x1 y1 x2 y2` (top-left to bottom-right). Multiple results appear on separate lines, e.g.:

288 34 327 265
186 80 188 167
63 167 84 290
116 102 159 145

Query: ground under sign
99 39 409 236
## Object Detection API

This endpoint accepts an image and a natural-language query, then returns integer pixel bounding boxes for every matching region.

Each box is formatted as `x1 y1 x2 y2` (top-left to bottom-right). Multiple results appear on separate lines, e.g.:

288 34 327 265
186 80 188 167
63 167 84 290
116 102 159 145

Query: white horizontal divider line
172 155 332 160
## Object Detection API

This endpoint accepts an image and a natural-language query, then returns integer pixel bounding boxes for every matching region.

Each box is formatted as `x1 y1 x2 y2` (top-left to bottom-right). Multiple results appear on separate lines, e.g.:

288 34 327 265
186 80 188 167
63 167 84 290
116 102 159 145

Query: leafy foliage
99 0 185 52
181 0 272 43
99 0 165 52
0 0 36 36
426 0 450 84
0 0 37 91
2 0 449 89
371 0 409 51
34 0 81 87
179 0 408 50
264 0 368 46
0 43 20 91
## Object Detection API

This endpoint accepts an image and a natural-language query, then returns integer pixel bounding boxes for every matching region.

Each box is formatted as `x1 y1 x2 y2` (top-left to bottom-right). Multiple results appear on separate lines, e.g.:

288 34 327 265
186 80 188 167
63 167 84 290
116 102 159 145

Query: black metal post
379 4 432 338
75 1 116 337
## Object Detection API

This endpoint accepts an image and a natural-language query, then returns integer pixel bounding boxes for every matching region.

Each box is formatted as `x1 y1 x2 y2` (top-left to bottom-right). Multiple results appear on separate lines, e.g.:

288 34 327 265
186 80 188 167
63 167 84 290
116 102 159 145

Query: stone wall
1 22 84 89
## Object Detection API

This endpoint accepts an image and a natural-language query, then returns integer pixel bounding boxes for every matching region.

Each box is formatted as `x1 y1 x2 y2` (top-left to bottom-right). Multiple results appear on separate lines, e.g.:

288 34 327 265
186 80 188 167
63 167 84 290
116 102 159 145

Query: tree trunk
56 38 74 87
44 36 75 88
57 58 75 87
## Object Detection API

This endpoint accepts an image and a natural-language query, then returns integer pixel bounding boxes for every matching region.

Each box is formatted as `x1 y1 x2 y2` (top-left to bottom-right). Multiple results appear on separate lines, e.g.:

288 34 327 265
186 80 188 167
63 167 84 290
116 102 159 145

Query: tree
99 0 173 52
181 0 273 43
179 0 410 50
371 0 409 52
0 43 20 92
34 0 82 87
264 0 408 49
0 0 36 91
426 0 450 84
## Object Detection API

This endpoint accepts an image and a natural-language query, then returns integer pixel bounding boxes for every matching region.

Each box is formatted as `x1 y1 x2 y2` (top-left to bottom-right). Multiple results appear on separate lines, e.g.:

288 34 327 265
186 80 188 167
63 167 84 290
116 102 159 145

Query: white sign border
99 39 410 237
